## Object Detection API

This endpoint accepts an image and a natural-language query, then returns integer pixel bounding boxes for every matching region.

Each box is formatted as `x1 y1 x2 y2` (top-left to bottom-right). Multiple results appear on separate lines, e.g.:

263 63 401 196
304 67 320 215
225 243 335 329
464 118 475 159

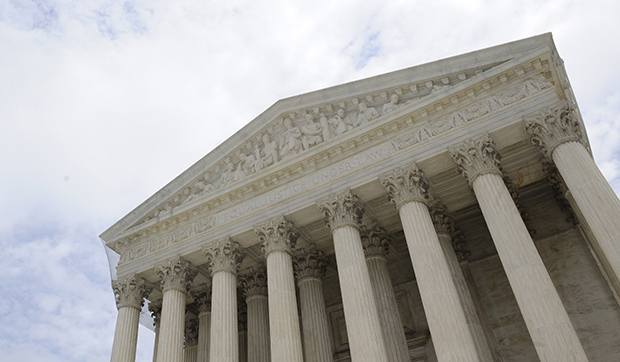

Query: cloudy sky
1 0 619 361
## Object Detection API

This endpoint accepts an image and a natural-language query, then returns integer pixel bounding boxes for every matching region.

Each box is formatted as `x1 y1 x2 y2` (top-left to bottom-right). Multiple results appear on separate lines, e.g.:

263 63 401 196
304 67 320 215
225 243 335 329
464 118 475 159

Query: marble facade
102 33 620 362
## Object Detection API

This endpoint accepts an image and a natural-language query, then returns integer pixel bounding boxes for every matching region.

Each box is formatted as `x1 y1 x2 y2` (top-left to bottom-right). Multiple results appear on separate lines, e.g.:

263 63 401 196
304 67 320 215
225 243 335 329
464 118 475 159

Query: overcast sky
1 1 619 361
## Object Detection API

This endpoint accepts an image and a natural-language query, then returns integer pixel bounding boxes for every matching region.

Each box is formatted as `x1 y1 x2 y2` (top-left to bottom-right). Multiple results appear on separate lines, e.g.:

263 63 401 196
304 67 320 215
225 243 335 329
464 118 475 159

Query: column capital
524 101 585 157
148 299 162 328
293 245 328 282
361 224 390 259
429 203 456 235
380 163 430 209
239 266 268 298
542 162 578 225
185 318 199 347
192 282 212 315
155 256 198 293
202 237 246 276
254 216 299 256
317 189 364 231
449 133 502 185
112 273 152 310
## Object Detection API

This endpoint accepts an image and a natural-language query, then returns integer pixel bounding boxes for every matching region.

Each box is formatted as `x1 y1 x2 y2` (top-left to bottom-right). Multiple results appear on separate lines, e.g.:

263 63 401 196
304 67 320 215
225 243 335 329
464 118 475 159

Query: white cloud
1 0 619 361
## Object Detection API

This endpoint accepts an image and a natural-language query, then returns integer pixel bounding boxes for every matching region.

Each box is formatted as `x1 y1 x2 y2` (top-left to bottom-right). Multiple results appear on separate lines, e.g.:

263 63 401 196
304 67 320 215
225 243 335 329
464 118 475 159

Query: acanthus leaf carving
202 237 246 275
380 164 430 208
185 318 199 347
360 224 390 258
239 265 268 298
293 245 328 282
317 189 364 231
112 273 152 310
254 216 299 256
429 203 455 235
148 299 162 328
449 133 502 185
524 100 584 157
155 256 198 293
191 282 212 314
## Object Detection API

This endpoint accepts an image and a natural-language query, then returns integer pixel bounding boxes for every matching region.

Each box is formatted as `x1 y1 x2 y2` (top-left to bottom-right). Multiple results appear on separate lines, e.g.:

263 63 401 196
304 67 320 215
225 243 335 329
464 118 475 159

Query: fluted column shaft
210 270 239 362
197 311 211 362
436 232 493 362
331 224 389 362
110 306 141 362
158 290 187 362
399 201 481 361
552 140 620 285
266 250 304 362
153 326 160 362
298 277 334 362
247 294 270 362
471 172 588 361
157 289 187 362
185 346 198 362
366 254 411 362
239 330 248 362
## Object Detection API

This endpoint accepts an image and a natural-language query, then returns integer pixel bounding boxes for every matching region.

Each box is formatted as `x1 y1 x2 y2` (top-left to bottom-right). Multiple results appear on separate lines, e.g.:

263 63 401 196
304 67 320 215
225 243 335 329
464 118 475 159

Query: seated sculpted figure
219 162 236 188
183 180 213 204
355 102 380 127
301 113 324 150
382 94 400 114
261 134 279 167
238 153 256 177
280 118 303 159
329 108 354 136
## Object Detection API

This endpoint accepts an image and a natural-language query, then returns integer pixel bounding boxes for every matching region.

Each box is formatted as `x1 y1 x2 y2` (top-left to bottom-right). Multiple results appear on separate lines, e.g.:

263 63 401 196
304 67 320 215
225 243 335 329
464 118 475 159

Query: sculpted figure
301 113 324 150
319 113 331 142
253 147 266 172
329 108 354 136
219 162 236 187
280 118 303 159
261 134 279 167
184 180 214 204
238 153 256 176
382 94 400 114
355 102 380 127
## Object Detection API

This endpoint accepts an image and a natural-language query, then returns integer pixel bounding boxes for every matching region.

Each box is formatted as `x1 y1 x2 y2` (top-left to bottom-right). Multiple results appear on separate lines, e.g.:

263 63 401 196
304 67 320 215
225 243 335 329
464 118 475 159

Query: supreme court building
101 33 620 362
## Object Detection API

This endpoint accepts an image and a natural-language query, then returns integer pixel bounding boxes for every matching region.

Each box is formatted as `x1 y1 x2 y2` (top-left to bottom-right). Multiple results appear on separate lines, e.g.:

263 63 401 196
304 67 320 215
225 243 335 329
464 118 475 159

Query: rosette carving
380 164 430 208
293 245 328 282
112 273 152 310
202 237 246 275
524 101 584 157
361 225 390 258
156 256 198 293
449 133 502 185
254 216 299 256
239 266 268 298
317 189 364 231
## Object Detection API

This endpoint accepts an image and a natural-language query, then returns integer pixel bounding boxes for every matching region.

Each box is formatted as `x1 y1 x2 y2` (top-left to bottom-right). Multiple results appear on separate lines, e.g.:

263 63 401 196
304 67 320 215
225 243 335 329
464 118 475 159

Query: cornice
110 51 561 267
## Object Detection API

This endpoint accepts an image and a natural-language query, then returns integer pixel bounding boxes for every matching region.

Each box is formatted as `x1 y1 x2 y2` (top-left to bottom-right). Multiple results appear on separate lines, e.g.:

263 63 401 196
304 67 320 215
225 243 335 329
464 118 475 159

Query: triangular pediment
101 33 566 251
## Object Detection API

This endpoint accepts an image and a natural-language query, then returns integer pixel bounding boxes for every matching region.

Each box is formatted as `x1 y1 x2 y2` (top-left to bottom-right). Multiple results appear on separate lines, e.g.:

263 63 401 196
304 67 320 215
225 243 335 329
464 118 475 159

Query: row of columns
111 100 620 362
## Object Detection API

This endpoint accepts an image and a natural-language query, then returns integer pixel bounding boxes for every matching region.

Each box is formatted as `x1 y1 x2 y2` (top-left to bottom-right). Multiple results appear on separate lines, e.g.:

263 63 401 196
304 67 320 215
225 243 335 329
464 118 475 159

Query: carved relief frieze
391 76 553 151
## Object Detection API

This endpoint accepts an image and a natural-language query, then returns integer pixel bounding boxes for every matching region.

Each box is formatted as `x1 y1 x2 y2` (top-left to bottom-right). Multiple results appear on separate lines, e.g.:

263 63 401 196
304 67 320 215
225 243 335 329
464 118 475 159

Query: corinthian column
360 225 410 362
111 273 152 362
155 257 198 362
148 300 162 362
202 237 246 362
526 100 620 290
193 283 211 362
184 318 199 362
293 246 334 362
380 168 485 362
254 216 304 362
449 133 588 362
240 266 271 362
428 203 495 361
317 190 389 362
